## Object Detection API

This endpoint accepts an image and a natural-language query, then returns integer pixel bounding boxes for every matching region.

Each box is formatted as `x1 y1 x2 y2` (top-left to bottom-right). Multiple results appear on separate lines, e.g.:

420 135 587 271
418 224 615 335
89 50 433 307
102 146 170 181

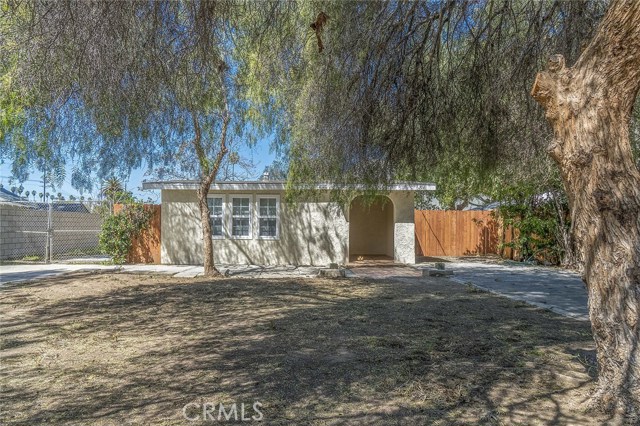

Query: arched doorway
349 195 394 262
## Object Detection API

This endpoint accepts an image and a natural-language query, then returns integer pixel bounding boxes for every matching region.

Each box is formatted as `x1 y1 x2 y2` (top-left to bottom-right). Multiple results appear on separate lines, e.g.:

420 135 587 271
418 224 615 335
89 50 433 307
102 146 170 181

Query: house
142 180 436 266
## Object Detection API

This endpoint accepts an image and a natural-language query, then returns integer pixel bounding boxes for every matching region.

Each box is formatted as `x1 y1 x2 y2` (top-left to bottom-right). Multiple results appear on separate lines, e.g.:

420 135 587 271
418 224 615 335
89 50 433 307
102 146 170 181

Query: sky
0 138 276 202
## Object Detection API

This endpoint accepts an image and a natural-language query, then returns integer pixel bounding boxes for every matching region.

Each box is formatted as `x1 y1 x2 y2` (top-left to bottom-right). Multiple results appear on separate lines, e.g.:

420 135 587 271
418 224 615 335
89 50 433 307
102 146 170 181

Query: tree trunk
197 183 220 276
191 98 230 276
531 0 640 416
551 190 578 269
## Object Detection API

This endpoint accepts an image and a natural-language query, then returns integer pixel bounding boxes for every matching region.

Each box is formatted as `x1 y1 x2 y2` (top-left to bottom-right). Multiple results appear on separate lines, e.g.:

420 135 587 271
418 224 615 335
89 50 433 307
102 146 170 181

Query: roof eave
141 180 436 192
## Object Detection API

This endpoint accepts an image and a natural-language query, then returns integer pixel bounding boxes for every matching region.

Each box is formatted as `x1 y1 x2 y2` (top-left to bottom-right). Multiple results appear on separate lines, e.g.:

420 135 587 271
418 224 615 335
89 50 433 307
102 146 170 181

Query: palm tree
31 190 36 200
39 192 43 201
10 186 16 194
101 177 125 213
101 178 124 199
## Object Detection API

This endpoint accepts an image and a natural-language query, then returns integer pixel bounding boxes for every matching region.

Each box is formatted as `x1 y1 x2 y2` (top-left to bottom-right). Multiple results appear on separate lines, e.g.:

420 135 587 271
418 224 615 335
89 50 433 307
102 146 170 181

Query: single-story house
141 180 435 266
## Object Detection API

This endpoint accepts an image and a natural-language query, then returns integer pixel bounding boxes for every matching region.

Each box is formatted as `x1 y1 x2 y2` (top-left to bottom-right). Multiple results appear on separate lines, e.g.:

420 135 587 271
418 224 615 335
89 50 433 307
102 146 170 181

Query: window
207 196 224 238
231 196 252 238
258 196 279 239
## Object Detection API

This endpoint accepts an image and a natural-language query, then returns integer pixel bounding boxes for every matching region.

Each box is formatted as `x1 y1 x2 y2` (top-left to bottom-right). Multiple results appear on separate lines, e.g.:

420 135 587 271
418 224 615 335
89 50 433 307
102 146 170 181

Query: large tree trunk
531 0 640 416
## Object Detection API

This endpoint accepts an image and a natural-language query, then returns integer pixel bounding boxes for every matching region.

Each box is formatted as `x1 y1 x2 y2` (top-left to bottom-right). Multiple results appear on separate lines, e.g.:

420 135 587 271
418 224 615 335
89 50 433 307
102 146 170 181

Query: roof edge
142 180 436 192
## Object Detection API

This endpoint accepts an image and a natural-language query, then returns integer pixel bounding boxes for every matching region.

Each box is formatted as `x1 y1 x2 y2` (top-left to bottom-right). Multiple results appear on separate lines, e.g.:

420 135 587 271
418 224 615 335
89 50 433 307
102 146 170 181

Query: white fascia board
142 181 287 191
142 180 436 192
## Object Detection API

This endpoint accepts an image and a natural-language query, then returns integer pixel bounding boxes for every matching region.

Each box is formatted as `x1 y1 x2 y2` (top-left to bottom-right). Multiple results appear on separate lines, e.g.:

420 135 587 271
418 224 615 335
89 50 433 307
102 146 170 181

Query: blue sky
0 138 276 202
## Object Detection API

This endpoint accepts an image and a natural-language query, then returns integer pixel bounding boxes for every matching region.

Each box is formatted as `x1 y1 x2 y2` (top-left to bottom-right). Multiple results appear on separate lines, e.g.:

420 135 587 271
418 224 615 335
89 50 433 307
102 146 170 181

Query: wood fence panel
414 210 502 257
114 204 161 264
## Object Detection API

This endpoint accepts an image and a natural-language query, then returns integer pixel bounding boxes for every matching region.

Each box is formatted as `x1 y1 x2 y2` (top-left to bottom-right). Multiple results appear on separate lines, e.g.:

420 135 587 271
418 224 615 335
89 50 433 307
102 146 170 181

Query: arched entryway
349 195 394 262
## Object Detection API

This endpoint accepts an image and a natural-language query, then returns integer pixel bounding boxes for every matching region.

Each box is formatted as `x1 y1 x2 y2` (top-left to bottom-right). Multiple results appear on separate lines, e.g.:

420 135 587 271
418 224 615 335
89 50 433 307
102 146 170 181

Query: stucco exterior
161 189 350 266
155 183 424 266
388 191 417 264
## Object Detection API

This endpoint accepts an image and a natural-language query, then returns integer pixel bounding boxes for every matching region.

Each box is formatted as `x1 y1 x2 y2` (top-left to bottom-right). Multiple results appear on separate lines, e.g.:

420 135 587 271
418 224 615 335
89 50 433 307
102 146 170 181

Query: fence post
46 201 53 263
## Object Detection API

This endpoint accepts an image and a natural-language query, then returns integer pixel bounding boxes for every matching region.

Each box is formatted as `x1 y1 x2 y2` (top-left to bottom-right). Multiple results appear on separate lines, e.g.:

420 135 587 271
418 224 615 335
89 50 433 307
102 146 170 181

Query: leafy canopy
0 1 283 191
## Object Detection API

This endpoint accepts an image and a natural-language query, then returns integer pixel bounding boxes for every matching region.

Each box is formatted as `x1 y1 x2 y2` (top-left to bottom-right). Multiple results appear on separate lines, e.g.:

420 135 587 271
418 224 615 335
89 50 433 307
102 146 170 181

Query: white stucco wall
160 189 415 266
161 189 349 266
387 191 416 264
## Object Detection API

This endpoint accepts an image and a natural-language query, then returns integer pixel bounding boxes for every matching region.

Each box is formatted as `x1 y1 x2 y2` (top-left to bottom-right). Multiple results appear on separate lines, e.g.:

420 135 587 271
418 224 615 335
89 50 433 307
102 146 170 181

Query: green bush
496 194 569 265
99 203 152 264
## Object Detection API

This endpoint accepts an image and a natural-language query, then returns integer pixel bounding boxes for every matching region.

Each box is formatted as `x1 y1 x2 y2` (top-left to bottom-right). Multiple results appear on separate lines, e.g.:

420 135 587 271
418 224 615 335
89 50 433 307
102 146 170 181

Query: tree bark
531 0 640 416
192 106 230 277
197 182 219 276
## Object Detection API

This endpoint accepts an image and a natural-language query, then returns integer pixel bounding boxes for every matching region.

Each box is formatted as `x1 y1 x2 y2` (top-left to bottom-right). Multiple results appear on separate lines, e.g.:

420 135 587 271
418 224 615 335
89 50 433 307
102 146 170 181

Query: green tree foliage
0 1 273 189
261 159 289 181
0 1 287 274
242 1 621 198
494 182 573 266
0 1 29 143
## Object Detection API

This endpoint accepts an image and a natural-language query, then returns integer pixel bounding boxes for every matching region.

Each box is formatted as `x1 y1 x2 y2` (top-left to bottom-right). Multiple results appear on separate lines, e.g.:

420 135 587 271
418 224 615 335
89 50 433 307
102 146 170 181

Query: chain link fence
0 200 107 262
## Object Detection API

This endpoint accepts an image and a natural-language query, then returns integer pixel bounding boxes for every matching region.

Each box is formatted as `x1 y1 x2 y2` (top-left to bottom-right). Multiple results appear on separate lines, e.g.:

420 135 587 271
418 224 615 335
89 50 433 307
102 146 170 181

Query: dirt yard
0 272 610 425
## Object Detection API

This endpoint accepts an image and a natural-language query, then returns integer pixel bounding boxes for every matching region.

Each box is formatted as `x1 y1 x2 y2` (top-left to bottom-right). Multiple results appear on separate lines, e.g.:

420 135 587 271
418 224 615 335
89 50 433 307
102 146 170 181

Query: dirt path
0 273 610 425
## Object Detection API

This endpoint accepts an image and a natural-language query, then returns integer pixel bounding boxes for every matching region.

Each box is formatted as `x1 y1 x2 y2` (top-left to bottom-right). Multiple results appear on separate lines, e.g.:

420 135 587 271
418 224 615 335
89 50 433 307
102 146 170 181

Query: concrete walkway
344 261 588 321
0 263 195 285
445 261 588 321
0 263 321 285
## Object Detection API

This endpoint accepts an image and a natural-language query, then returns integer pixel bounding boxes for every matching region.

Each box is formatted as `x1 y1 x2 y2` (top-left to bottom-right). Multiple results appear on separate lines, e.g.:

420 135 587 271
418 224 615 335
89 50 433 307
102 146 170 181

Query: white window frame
229 194 253 239
207 195 226 239
256 195 280 240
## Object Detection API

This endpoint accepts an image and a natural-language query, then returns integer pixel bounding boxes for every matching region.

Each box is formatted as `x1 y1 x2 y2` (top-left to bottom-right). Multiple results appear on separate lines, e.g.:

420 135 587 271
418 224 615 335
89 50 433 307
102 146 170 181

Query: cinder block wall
0 204 102 260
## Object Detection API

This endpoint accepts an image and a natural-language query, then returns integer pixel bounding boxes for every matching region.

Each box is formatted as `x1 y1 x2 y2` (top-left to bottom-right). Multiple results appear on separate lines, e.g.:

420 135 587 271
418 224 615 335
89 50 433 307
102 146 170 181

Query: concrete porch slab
347 265 422 280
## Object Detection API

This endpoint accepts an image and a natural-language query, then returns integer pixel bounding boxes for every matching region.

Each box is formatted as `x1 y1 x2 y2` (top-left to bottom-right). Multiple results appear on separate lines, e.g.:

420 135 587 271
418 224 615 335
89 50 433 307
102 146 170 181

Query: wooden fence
114 204 161 264
414 210 511 257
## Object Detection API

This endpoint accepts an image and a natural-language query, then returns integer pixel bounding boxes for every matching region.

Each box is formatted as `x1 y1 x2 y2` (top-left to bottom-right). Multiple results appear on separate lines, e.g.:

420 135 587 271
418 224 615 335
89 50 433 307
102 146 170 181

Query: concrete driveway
446 261 588 321
0 263 120 285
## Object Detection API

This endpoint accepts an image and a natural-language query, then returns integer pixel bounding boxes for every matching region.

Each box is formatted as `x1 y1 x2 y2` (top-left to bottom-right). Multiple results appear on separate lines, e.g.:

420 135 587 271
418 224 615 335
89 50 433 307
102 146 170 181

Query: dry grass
0 272 610 425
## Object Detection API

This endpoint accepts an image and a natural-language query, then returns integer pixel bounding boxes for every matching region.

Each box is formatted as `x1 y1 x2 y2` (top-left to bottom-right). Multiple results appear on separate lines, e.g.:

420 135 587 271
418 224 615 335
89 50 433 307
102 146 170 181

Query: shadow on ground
0 273 607 425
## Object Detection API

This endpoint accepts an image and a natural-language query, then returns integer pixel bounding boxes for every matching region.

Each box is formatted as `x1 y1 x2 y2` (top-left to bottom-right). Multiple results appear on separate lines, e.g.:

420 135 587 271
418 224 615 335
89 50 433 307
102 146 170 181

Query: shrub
99 203 152 264
495 193 570 266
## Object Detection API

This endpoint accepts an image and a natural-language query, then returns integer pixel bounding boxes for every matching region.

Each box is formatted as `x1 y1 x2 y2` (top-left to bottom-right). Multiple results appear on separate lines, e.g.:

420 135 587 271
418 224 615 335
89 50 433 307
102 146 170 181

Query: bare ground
0 272 613 425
